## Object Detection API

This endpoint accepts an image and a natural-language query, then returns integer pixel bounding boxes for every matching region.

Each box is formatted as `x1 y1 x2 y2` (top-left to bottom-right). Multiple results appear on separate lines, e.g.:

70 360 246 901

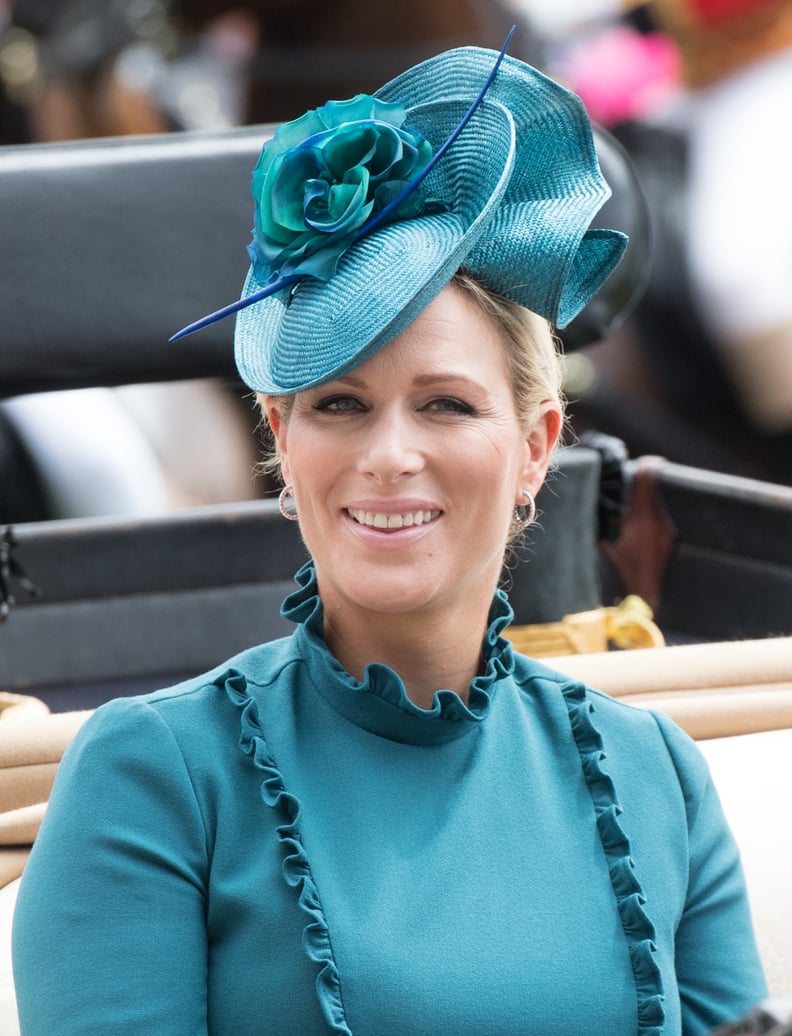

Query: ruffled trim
561 682 666 1035
281 561 516 743
221 668 352 1035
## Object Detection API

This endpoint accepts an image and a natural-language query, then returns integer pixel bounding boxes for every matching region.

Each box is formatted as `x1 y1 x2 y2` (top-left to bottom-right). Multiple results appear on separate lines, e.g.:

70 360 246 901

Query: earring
513 489 537 528
278 484 299 521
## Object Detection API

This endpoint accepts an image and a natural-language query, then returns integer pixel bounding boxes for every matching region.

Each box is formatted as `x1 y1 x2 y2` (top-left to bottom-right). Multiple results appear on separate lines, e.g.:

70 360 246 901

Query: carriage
0 115 790 1026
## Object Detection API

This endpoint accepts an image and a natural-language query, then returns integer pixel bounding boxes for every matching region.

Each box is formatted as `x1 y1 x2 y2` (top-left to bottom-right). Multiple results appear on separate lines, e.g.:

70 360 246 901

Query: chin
350 586 438 618
327 566 441 617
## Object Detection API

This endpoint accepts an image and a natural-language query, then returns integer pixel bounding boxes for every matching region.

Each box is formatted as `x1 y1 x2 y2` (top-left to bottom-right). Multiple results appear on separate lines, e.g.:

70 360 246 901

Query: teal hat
172 33 627 394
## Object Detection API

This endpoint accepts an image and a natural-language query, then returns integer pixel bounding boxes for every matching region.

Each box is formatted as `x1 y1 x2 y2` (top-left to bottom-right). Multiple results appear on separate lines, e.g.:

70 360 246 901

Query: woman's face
267 282 561 626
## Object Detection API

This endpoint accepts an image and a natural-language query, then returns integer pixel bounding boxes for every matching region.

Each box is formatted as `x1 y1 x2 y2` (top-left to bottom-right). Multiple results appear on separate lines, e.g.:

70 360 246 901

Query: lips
347 508 441 529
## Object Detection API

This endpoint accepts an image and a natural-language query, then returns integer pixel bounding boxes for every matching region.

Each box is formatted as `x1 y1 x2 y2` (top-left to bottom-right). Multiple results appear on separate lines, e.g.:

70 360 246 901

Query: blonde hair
257 270 566 481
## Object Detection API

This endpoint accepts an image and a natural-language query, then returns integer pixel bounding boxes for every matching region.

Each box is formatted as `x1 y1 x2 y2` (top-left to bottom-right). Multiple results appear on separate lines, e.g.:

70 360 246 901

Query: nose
357 406 424 483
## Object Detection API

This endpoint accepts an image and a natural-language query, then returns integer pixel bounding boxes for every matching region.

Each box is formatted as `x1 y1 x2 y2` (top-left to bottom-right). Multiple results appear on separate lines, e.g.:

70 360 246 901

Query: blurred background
2 0 791 526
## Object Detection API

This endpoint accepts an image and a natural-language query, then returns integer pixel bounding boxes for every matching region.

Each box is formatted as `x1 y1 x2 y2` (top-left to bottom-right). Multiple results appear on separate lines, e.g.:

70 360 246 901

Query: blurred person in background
4 1 537 140
511 0 792 484
648 0 792 438
178 0 539 124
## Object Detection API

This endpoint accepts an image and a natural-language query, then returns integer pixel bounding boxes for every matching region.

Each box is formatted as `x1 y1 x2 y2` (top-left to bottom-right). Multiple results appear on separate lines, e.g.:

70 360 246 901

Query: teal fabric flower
248 95 439 282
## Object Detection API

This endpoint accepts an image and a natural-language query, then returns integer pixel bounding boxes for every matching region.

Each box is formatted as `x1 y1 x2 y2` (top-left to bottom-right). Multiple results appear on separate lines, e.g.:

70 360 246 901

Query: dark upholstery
0 126 270 397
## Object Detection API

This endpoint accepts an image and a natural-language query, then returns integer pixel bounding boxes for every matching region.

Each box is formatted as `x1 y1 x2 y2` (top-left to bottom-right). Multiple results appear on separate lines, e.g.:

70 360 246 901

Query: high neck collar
281 561 516 745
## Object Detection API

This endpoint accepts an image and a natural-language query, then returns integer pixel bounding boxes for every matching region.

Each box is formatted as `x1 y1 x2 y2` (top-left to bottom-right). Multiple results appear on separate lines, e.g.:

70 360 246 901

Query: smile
347 508 441 529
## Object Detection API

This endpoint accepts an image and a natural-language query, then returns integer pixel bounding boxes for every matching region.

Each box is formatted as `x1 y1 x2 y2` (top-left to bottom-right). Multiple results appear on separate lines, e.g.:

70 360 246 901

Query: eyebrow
413 372 482 389
334 372 483 390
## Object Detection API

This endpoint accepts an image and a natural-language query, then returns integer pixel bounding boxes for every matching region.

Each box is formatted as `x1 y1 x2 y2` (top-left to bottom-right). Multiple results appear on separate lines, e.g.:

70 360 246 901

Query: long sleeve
651 710 768 1035
12 698 210 1035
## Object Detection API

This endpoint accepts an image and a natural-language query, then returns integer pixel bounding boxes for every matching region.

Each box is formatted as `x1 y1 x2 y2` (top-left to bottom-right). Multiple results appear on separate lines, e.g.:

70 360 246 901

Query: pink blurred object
557 25 682 125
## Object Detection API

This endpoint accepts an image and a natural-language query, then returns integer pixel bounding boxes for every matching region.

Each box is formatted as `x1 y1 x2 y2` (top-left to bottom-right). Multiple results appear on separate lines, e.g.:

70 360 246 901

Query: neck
321 595 494 710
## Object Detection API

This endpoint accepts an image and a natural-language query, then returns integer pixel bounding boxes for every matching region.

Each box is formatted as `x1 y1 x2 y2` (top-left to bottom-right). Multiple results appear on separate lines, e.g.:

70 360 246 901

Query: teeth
349 509 439 529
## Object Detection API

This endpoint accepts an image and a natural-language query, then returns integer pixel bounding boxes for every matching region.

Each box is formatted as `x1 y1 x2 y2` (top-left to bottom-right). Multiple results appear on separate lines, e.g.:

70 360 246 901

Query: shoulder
512 652 663 734
47 635 308 845
512 652 711 799
63 634 301 772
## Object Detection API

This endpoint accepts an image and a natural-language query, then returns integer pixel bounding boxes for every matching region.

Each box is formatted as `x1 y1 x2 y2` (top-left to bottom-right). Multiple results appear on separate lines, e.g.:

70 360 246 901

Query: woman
12 34 766 1035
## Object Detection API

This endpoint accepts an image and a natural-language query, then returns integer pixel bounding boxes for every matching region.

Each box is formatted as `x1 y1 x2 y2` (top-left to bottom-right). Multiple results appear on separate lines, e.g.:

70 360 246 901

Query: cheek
462 424 524 478
286 433 338 500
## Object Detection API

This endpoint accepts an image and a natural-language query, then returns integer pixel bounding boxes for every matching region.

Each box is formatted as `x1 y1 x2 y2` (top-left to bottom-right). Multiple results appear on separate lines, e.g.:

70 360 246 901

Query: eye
423 396 476 415
312 394 367 414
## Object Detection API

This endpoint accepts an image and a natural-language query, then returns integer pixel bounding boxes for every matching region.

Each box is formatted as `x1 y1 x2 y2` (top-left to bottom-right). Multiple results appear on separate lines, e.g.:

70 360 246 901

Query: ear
517 400 563 503
263 397 291 485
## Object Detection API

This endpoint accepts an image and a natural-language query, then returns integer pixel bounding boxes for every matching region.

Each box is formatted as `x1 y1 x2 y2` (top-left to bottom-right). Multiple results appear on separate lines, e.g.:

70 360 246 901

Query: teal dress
13 563 766 1035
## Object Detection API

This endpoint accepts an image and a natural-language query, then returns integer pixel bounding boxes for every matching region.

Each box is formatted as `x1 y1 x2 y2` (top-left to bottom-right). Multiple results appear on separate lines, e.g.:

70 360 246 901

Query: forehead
339 283 512 386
